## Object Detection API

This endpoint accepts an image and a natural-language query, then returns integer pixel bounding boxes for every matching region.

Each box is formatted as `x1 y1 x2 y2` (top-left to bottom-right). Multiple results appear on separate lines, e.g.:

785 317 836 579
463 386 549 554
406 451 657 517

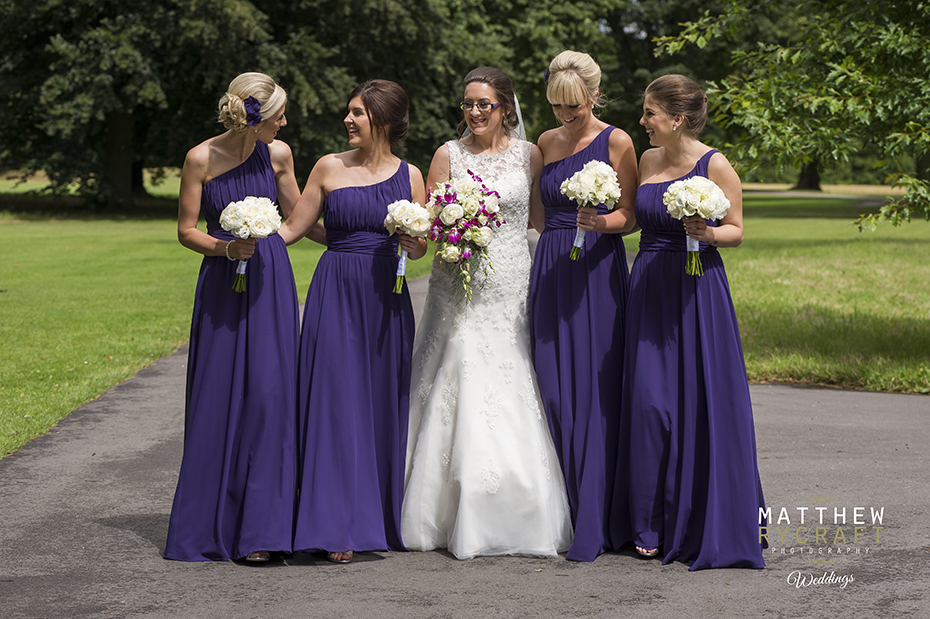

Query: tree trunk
104 111 135 208
794 159 821 191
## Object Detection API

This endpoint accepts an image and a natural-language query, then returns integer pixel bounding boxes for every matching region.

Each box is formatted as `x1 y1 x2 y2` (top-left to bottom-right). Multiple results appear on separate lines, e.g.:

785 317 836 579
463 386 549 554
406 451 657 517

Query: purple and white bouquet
219 196 282 292
663 175 731 276
384 199 431 294
425 169 506 299
559 160 622 260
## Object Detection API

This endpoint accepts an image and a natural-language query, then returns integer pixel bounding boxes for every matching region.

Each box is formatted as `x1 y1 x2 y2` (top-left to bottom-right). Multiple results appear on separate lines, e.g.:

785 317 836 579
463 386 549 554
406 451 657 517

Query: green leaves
655 0 930 226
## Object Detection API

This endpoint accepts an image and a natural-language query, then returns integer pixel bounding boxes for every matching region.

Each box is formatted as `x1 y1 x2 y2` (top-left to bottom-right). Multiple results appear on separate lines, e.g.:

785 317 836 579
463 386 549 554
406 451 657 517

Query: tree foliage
2 0 797 206
654 0 930 228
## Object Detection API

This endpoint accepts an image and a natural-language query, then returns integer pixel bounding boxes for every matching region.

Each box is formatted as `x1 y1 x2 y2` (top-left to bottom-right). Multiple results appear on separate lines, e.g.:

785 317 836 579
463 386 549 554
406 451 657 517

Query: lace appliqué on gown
401 140 572 559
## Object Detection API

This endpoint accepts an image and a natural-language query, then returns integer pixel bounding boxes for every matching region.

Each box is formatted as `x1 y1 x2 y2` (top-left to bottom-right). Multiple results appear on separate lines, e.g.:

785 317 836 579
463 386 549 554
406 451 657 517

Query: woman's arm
528 143 545 233
578 128 638 235
684 150 743 248
278 155 331 246
177 143 255 260
425 143 451 191
270 140 301 218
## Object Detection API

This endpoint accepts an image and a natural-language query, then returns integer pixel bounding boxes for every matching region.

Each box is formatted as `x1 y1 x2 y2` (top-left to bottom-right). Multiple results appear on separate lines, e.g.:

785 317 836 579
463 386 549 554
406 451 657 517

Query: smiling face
462 82 504 139
640 94 677 146
344 96 373 147
256 104 287 144
549 94 595 131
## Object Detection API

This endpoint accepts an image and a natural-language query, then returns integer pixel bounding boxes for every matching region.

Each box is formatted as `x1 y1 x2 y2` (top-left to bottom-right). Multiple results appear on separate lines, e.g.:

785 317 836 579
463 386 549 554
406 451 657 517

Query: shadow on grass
743 195 882 219
0 192 177 220
739 303 930 393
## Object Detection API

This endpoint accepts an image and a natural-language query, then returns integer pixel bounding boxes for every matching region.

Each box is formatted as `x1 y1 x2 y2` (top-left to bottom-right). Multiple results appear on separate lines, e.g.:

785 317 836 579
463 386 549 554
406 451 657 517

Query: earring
254 127 259 134
673 125 677 131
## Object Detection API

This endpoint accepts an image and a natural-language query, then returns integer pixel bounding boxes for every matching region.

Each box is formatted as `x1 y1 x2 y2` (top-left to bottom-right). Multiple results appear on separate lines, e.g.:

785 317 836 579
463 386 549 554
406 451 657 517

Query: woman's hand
227 238 256 260
397 230 428 260
683 215 710 239
576 206 602 232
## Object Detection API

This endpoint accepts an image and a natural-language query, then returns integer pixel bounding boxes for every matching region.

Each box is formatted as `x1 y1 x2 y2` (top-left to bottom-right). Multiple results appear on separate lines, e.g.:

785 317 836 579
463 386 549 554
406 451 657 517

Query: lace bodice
425 139 533 310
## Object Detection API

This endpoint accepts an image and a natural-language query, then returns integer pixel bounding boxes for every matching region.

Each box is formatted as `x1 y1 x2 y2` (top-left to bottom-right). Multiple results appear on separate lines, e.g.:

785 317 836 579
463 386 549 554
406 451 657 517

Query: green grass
0 197 432 456
623 193 930 393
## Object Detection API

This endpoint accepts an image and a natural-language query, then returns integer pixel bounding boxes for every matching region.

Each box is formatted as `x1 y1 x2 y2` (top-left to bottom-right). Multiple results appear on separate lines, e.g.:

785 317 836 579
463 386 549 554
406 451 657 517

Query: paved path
1 276 928 619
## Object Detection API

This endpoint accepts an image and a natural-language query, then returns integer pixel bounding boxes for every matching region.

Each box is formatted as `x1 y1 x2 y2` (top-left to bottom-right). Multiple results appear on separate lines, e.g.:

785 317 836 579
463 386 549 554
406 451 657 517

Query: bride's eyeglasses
460 101 501 112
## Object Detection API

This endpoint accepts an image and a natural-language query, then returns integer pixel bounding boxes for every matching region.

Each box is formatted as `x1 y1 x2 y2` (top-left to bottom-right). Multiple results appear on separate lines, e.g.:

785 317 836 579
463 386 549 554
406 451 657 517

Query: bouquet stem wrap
685 237 703 276
233 260 248 292
570 227 587 261
393 249 408 294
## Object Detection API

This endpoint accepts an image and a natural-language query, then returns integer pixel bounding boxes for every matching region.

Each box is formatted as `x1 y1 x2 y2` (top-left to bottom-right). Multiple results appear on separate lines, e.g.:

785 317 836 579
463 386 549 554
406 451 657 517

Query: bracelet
225 240 236 261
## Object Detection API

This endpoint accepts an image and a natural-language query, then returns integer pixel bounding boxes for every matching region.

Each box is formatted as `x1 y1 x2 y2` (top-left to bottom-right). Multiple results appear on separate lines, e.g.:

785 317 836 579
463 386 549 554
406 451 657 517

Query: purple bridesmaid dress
293 162 414 554
528 127 630 561
165 141 299 561
613 149 766 570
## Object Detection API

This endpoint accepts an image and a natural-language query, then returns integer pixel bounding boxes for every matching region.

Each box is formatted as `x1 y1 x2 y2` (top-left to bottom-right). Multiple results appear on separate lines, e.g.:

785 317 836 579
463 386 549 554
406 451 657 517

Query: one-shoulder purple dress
293 162 414 554
612 149 765 570
165 141 299 562
528 127 630 561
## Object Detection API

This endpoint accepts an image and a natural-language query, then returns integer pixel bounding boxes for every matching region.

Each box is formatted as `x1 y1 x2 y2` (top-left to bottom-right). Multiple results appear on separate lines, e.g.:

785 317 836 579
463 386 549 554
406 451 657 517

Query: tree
654 0 930 228
0 0 297 207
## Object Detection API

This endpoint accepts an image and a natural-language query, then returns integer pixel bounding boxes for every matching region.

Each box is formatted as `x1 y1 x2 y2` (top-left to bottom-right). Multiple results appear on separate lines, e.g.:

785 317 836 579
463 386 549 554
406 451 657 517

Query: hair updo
347 80 409 149
644 74 709 137
457 67 520 138
546 50 605 109
217 72 287 132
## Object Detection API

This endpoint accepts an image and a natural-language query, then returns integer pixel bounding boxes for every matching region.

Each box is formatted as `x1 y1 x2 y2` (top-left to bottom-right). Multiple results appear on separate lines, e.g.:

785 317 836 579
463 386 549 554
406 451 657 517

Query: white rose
440 203 465 226
249 216 277 238
438 244 461 263
471 226 493 247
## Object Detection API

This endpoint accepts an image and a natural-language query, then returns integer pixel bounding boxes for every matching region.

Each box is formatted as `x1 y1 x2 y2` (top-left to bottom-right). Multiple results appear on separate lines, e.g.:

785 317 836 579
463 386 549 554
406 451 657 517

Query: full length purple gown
528 126 630 561
612 149 765 570
165 141 299 562
293 162 414 554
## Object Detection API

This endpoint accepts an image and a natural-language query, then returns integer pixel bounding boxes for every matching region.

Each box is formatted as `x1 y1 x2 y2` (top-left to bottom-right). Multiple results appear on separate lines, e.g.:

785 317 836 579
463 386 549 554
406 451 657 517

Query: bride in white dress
401 67 572 559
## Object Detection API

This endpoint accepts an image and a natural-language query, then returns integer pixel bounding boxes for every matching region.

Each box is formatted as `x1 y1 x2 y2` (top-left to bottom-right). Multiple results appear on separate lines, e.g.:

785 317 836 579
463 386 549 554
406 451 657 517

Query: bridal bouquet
425 170 506 299
384 199 431 294
663 176 730 276
219 196 282 292
560 160 622 260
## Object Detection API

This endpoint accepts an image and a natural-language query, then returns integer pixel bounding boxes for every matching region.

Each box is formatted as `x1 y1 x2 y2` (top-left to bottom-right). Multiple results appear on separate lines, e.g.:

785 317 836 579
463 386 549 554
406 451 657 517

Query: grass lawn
2 185 928 457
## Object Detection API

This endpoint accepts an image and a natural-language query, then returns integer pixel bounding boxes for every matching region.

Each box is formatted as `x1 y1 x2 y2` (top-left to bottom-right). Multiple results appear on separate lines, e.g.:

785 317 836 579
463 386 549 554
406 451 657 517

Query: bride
401 67 572 559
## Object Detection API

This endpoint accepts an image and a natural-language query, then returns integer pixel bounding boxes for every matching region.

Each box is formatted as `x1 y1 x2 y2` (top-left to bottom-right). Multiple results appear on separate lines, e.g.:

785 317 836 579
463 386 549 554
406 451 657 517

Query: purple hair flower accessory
544 69 550 84
244 96 263 127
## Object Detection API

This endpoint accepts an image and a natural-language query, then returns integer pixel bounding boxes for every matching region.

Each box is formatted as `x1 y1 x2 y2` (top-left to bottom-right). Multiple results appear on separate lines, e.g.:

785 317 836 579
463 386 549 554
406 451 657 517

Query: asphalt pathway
1 272 928 619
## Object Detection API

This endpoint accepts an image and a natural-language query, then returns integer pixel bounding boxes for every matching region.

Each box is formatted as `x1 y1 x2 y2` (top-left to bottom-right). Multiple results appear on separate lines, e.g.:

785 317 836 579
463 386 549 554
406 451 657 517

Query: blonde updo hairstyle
546 50 605 109
644 74 708 137
217 72 287 132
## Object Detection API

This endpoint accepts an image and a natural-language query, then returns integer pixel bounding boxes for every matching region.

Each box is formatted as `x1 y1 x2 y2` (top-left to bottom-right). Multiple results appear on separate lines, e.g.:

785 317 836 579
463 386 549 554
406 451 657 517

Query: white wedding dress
401 139 573 559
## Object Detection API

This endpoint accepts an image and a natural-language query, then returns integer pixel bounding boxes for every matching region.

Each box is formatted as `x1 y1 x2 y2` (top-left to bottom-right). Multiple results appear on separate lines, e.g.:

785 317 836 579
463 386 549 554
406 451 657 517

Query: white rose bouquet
219 196 282 292
663 175 731 276
384 199 431 294
559 160 622 260
425 169 506 299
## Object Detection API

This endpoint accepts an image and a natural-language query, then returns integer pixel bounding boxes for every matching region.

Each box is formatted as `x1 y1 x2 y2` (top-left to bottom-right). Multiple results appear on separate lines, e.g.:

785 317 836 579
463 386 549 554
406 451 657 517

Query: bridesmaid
528 51 638 562
613 74 765 569
278 80 427 564
165 72 300 562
